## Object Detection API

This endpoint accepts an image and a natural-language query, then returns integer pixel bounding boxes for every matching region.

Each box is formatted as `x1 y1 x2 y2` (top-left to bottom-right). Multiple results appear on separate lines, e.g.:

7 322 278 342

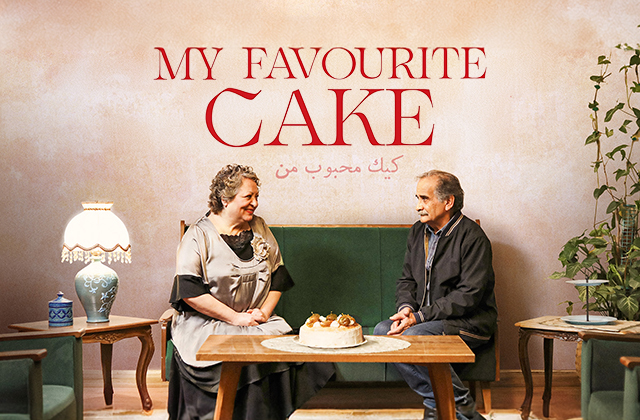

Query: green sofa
0 330 84 420
161 224 498 409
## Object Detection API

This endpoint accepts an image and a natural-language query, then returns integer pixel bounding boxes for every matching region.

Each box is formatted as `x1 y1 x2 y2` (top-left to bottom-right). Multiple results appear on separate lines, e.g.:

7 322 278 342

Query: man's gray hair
417 170 464 214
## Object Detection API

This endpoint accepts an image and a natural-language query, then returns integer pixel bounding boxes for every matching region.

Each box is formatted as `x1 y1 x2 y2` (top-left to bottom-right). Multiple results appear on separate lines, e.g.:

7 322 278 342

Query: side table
10 315 157 411
515 315 640 420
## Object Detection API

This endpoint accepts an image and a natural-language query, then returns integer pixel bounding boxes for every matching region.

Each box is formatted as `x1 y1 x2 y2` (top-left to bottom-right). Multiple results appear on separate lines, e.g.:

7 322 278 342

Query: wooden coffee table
10 315 157 411
196 334 475 420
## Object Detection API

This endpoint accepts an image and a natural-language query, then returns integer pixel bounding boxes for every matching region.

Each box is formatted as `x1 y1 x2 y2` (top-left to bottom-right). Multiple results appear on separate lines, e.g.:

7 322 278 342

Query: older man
374 170 497 420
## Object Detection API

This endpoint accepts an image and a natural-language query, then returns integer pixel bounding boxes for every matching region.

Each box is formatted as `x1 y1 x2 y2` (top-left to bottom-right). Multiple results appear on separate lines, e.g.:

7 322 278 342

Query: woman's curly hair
208 164 260 214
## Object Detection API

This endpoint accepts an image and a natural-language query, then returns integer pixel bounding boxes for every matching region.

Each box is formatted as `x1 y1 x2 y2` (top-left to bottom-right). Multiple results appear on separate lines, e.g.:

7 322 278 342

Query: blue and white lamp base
75 257 119 323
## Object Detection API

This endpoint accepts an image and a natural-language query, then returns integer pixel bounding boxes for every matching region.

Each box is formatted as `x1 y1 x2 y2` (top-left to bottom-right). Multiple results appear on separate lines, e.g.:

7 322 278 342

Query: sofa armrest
160 308 176 325
0 349 46 420
621 356 640 370
622 356 640 420
0 348 47 362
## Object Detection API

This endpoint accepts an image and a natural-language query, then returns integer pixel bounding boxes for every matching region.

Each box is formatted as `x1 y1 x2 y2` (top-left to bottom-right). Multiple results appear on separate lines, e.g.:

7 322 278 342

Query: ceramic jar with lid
49 291 73 327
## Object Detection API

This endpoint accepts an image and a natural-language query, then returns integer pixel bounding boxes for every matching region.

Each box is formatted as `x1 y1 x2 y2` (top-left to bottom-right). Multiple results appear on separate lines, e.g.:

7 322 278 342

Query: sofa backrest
271 225 411 332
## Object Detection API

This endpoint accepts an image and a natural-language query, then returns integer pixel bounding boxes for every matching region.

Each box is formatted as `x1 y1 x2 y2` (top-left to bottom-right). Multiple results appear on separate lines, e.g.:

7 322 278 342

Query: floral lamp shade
61 201 131 322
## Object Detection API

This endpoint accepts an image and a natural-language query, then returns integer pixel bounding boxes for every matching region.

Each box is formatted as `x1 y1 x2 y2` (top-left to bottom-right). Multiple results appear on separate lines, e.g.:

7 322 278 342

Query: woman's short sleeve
270 265 294 292
169 275 209 311
175 225 206 278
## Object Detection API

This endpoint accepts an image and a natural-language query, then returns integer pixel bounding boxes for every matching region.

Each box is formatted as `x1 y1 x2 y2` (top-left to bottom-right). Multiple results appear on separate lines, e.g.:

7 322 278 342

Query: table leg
100 343 114 406
542 337 554 418
136 327 155 411
214 362 248 420
425 363 456 420
518 329 534 420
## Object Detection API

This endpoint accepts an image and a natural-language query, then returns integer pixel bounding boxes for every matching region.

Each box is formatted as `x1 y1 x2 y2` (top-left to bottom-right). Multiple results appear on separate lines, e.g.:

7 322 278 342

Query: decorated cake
298 312 364 348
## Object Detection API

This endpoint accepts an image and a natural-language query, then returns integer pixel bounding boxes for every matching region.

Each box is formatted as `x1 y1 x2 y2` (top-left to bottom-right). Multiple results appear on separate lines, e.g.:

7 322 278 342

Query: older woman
168 164 334 420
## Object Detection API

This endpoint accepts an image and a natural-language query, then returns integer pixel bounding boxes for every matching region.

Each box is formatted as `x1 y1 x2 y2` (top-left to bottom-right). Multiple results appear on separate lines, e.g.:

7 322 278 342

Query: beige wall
2 0 639 373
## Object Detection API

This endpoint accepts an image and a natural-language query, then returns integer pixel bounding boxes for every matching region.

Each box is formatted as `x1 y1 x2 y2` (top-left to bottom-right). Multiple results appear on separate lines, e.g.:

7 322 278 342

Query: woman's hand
248 308 268 323
252 291 280 322
245 291 282 324
184 294 259 326
233 312 260 327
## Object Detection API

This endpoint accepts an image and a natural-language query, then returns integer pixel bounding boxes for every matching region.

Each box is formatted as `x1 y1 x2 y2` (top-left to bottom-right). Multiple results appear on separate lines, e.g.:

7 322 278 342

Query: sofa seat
587 390 623 420
43 385 76 420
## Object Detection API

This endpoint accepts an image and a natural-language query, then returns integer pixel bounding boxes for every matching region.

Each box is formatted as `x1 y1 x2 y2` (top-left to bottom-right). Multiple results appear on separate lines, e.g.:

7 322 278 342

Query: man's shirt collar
425 211 463 236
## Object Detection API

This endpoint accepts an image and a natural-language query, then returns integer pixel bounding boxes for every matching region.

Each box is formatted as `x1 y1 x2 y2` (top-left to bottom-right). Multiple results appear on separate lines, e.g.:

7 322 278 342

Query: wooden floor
84 369 582 419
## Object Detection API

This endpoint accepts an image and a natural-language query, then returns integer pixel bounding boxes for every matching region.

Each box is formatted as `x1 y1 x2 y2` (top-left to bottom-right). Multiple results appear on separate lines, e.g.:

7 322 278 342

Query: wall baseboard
490 369 580 388
84 369 166 386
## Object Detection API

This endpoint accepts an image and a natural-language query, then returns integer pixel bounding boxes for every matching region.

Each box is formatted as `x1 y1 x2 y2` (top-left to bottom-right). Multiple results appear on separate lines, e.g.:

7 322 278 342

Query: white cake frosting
298 313 364 348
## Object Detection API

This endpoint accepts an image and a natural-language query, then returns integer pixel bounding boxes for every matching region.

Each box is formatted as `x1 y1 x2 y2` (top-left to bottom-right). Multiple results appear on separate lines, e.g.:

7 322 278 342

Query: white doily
261 335 411 354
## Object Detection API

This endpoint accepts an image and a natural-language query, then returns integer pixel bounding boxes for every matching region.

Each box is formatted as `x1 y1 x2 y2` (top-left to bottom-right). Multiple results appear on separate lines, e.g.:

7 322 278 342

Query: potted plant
551 30 640 322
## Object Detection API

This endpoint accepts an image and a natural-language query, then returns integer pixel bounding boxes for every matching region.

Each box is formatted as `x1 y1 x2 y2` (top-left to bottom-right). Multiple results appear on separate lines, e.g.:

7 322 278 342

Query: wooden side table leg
518 329 534 420
426 363 456 420
214 362 247 420
100 343 114 406
542 337 554 418
136 327 155 411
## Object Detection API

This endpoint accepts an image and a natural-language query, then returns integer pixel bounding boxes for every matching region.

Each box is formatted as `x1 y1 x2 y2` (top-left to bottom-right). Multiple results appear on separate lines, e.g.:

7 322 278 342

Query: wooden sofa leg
479 381 491 413
160 321 168 381
466 381 491 413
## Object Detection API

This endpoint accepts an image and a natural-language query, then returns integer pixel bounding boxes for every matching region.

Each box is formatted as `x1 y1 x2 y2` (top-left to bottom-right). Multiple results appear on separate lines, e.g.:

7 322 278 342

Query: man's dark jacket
396 214 498 341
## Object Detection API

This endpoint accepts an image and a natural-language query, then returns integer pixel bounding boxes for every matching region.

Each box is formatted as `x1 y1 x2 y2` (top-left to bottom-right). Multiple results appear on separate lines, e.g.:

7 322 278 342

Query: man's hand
387 307 416 335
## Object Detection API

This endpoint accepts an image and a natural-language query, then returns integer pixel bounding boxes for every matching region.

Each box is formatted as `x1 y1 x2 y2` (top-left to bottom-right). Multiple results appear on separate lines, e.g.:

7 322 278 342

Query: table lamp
61 201 131 322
